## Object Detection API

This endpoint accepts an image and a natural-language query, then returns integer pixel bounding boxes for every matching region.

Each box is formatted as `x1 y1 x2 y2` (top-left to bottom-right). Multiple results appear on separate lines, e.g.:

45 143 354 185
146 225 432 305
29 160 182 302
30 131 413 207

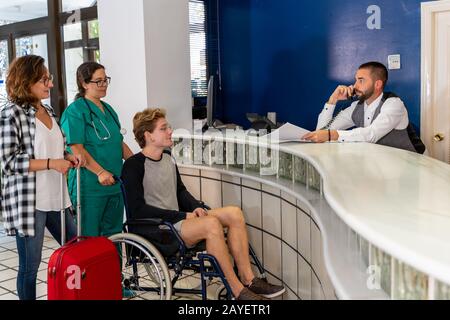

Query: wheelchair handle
113 175 131 219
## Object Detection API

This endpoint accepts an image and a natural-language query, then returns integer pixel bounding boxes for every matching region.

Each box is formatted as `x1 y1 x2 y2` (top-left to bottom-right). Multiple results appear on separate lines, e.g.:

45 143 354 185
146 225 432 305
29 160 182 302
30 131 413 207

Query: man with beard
302 61 419 153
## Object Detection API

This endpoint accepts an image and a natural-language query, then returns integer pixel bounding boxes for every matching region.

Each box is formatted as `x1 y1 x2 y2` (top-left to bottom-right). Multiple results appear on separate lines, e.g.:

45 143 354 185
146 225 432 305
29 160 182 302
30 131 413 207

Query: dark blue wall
216 0 429 132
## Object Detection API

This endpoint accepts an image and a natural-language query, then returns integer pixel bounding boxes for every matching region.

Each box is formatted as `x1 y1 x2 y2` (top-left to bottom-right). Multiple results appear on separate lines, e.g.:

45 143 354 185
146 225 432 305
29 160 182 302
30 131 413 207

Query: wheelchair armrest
161 221 189 254
125 218 164 226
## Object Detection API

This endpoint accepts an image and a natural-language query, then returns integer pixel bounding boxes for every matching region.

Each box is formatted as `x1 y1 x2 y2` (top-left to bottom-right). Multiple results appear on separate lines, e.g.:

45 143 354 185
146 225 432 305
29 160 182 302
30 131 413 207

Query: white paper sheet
265 122 312 143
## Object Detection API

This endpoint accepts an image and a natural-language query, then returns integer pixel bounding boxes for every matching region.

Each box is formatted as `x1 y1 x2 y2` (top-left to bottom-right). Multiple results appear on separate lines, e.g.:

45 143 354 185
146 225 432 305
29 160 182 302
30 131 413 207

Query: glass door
15 33 49 62
63 19 99 105
0 38 8 104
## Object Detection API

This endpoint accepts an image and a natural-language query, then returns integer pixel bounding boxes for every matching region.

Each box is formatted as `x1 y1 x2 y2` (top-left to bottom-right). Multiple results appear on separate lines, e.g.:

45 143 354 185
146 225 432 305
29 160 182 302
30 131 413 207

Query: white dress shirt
316 93 410 143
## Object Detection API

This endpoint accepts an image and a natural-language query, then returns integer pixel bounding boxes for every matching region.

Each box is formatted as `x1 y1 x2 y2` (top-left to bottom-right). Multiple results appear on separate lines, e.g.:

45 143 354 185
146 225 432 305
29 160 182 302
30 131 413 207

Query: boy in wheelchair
121 108 285 300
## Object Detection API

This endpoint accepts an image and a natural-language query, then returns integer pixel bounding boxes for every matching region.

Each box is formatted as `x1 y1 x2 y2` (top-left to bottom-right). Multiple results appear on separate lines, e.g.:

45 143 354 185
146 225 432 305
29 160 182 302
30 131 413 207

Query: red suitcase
47 169 122 300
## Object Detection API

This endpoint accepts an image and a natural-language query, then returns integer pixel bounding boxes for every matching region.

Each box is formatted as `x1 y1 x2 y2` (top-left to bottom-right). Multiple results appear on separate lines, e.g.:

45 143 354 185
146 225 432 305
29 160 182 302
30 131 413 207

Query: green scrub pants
71 193 124 237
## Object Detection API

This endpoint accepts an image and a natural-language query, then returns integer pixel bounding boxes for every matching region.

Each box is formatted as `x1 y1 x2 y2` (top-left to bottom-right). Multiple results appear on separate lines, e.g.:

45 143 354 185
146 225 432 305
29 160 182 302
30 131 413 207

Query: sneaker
236 287 269 300
246 277 285 298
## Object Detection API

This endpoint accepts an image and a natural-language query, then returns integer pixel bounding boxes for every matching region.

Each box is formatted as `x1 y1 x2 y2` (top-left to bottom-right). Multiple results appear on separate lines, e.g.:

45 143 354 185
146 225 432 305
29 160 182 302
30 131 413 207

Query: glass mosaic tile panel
171 137 192 164
259 147 278 176
202 139 213 166
435 280 450 300
211 140 225 166
393 259 428 300
226 142 235 167
245 143 260 172
230 143 244 169
307 163 321 191
278 152 293 180
358 236 370 269
370 245 392 297
293 156 307 185
193 138 204 165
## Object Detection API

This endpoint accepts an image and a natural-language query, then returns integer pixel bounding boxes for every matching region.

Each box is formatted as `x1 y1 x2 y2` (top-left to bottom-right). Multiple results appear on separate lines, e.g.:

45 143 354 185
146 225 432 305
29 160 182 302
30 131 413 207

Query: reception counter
171 131 450 300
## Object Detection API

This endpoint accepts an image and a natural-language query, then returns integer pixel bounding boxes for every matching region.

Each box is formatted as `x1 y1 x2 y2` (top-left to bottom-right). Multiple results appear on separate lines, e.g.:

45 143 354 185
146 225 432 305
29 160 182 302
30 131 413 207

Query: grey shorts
173 219 184 233
172 219 196 249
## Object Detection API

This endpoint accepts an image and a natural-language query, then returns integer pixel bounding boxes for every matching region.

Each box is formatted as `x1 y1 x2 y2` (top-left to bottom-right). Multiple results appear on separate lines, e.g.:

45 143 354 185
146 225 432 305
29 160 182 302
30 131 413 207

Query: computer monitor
206 75 216 127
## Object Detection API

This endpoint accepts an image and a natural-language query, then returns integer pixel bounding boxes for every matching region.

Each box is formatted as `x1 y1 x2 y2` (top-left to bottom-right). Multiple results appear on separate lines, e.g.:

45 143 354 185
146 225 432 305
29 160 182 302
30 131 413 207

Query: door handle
433 133 445 142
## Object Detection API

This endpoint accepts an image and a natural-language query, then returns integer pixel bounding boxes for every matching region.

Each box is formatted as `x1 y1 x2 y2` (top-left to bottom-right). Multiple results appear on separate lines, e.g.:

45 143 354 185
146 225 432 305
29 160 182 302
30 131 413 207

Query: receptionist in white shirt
302 61 423 153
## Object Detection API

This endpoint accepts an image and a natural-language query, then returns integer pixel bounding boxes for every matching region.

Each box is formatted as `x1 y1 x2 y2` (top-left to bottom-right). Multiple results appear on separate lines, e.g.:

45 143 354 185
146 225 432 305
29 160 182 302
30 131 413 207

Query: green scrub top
61 97 123 196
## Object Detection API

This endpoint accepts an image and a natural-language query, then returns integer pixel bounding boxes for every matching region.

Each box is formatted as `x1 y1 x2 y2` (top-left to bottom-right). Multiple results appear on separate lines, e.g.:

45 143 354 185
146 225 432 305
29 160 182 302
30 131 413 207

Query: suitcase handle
60 168 82 246
64 236 89 246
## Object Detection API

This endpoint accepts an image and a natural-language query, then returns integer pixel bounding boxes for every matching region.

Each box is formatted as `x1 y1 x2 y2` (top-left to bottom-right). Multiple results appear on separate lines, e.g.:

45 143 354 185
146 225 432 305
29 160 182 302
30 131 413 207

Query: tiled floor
0 225 59 300
0 223 222 300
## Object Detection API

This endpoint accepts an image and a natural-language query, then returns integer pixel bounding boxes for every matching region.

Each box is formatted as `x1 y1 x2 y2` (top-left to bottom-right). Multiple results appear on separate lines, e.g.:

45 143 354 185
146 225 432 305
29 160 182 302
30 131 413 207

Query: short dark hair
358 61 388 88
6 55 47 106
75 61 105 100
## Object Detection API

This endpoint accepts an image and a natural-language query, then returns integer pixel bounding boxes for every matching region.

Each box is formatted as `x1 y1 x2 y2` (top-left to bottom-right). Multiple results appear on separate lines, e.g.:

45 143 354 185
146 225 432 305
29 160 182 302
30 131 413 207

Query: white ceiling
0 0 96 23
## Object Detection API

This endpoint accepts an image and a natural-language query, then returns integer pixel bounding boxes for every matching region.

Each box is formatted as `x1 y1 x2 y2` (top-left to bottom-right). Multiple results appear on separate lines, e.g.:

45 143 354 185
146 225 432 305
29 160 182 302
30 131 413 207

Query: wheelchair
108 178 267 300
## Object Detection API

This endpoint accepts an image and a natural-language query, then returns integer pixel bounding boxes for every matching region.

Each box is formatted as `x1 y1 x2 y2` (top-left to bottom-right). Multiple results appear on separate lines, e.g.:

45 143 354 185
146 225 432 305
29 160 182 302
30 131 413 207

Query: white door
421 2 450 164
432 11 450 163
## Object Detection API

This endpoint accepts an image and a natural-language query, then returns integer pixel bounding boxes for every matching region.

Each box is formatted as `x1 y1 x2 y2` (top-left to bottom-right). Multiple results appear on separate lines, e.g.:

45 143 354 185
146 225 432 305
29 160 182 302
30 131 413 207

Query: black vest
351 92 425 154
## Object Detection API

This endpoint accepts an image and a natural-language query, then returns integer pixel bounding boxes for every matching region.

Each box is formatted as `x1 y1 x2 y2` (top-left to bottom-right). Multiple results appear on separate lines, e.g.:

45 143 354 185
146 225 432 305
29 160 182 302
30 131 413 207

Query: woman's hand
49 159 74 175
97 170 116 186
65 153 86 168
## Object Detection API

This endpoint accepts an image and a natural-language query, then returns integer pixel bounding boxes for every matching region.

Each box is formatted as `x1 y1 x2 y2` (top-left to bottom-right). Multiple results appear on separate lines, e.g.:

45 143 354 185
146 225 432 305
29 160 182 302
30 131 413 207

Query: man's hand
302 130 338 143
328 85 354 105
186 212 198 219
192 207 208 217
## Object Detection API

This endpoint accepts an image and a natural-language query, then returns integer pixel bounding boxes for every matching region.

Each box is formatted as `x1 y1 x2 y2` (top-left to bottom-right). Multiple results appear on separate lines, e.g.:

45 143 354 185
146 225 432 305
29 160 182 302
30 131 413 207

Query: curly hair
6 55 47 106
133 108 167 148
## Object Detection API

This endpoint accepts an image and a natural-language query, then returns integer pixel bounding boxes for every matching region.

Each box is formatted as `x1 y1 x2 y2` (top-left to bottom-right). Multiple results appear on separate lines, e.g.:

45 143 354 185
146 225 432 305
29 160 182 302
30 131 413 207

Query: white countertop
277 142 450 285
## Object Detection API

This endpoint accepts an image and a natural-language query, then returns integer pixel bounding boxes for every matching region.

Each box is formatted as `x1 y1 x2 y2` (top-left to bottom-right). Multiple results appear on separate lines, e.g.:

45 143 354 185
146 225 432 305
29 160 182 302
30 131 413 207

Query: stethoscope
83 98 127 140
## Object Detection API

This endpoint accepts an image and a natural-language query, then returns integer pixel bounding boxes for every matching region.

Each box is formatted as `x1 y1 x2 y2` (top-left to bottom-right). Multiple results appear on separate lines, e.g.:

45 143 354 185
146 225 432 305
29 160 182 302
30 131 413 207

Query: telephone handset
320 90 359 130
346 85 358 100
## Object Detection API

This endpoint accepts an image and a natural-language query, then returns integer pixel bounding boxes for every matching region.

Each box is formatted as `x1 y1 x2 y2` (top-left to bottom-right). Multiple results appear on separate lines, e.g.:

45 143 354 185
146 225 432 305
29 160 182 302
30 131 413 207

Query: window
189 0 208 98
63 18 100 104
15 34 49 63
0 0 48 25
0 1 99 114
0 39 8 104
61 0 97 13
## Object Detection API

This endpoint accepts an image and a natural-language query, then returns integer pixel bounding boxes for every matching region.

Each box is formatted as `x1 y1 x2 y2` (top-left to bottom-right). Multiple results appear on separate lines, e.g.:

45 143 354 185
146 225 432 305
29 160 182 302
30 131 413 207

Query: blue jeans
15 210 77 300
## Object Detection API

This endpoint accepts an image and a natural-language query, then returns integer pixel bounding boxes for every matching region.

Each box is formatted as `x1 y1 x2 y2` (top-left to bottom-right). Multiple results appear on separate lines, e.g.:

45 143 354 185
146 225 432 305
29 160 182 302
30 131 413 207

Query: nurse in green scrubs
61 62 133 237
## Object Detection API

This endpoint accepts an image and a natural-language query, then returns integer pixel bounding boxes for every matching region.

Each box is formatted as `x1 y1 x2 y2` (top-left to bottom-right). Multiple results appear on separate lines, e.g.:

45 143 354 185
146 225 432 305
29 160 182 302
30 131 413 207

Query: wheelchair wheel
109 233 172 300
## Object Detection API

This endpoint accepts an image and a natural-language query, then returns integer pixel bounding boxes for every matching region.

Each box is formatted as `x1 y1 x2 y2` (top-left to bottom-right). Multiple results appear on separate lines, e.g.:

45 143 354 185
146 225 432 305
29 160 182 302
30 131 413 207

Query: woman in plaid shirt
0 55 82 300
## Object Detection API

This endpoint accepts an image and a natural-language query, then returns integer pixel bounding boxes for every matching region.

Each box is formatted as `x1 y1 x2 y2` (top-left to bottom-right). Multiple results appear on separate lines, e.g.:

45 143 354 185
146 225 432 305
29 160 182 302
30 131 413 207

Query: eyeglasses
159 124 172 132
88 77 111 87
39 74 53 87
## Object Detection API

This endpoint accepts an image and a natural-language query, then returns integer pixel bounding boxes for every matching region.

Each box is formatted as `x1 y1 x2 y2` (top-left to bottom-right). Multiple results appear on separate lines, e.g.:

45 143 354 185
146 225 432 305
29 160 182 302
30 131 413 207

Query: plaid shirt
0 102 59 237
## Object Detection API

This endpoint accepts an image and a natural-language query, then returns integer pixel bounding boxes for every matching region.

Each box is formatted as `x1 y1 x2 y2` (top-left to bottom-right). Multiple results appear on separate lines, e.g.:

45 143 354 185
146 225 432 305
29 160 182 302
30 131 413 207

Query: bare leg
180 215 244 297
208 206 255 285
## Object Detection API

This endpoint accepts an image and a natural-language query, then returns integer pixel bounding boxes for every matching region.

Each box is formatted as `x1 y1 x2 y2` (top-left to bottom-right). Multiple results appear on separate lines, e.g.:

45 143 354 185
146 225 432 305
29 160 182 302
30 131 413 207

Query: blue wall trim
217 0 430 133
